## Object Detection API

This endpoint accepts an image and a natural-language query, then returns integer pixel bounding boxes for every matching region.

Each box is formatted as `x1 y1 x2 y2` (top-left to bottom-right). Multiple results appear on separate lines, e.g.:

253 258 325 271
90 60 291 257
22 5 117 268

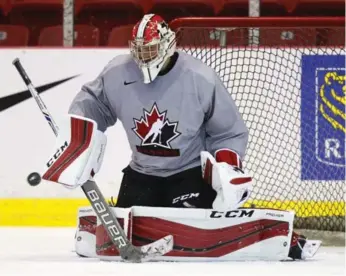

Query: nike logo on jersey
124 80 137 86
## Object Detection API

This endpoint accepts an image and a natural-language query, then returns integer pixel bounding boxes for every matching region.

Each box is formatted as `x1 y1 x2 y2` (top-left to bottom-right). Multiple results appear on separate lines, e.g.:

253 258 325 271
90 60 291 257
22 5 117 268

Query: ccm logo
172 193 200 204
87 189 127 248
210 209 254 218
46 141 68 167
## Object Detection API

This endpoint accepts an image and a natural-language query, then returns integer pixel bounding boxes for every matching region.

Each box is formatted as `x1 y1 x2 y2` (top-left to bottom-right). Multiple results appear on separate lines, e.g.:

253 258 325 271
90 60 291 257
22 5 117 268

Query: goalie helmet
130 14 176 84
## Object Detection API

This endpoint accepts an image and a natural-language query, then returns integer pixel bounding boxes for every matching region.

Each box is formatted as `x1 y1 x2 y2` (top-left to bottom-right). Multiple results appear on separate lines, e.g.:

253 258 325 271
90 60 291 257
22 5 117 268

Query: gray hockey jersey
69 51 248 177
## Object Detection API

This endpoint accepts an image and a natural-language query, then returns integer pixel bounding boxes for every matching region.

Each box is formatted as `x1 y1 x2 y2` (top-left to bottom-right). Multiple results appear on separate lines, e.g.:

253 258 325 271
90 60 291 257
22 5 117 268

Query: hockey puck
27 172 41 186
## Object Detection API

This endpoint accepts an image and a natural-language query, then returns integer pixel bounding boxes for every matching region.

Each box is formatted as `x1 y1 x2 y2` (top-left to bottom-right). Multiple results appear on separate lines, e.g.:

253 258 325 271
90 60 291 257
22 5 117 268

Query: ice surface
0 227 344 276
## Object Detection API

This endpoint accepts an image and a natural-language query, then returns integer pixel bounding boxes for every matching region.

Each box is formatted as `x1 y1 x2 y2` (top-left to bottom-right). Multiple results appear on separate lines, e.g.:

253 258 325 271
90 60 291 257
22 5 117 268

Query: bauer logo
301 55 345 180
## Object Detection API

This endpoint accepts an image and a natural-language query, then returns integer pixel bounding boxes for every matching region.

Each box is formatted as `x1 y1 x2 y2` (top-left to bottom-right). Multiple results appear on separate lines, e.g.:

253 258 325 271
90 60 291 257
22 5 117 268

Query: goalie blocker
42 115 107 188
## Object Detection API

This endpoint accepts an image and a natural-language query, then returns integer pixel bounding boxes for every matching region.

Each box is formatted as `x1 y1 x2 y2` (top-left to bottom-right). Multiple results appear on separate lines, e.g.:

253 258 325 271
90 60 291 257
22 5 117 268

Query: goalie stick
12 58 173 262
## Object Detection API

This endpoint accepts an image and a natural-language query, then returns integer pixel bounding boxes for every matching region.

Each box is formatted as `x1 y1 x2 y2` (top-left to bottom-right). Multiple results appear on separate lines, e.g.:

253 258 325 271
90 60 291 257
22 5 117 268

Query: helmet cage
130 17 177 83
130 38 163 67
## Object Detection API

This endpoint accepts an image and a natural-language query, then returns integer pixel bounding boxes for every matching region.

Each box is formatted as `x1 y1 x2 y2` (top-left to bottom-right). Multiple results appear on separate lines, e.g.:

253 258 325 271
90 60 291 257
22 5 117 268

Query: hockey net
170 17 345 232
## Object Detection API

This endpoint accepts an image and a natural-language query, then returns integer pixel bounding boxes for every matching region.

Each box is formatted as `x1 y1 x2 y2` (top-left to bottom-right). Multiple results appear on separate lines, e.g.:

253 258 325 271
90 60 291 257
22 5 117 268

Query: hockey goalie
42 14 321 262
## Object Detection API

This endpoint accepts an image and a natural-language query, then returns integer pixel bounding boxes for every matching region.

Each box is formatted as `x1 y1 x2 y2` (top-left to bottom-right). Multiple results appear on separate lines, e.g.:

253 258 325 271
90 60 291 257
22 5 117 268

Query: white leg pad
302 240 322 260
74 206 97 258
95 207 295 261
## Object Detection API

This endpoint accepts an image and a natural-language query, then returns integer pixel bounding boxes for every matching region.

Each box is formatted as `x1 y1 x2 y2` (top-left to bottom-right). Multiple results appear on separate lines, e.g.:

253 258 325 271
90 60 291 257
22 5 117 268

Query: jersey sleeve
202 72 249 160
68 72 117 132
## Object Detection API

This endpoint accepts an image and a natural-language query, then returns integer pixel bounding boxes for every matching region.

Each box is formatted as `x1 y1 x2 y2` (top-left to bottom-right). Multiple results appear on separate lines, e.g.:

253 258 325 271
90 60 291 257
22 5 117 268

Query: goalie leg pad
74 207 133 259
96 206 294 261
75 207 97 258
96 207 132 259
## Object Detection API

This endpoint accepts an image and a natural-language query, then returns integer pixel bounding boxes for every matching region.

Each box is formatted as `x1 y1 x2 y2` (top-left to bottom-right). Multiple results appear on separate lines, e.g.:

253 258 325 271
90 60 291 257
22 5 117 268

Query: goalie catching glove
201 149 252 210
42 115 107 188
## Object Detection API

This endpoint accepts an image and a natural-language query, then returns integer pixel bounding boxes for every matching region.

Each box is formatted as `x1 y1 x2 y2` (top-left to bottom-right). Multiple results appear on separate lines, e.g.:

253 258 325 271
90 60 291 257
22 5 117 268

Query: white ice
0 227 344 276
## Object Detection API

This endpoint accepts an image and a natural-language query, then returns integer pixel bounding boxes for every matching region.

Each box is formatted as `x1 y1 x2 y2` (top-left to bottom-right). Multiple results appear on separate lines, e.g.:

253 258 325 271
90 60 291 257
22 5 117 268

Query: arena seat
261 0 299 15
108 24 247 48
38 25 100 46
107 24 134 47
322 27 345 46
218 0 248 16
76 0 151 46
149 0 224 22
8 0 63 45
219 0 345 16
76 0 152 14
0 0 10 14
219 0 294 16
0 24 29 46
294 0 345 16
0 0 9 23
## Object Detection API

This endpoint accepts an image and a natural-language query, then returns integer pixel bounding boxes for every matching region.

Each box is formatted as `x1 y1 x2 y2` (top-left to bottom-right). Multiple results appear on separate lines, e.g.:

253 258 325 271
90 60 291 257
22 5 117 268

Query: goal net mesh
172 18 345 231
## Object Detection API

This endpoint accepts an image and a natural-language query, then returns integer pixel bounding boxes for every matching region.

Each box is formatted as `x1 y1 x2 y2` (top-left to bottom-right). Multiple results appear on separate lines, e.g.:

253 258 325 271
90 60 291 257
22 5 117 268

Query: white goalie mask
130 14 176 84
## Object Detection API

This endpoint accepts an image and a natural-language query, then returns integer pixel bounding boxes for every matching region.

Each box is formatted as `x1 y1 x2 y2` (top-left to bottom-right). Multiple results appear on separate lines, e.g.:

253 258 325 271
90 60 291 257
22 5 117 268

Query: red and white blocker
201 149 252 211
42 115 107 189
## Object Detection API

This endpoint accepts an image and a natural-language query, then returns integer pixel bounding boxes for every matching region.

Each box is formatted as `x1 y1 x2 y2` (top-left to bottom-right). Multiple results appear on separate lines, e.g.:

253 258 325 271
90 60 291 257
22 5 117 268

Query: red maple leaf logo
132 103 181 155
132 104 165 139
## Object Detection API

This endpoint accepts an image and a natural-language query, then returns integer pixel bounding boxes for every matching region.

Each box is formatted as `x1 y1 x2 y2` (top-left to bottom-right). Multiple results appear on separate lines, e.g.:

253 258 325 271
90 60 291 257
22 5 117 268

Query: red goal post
169 17 345 233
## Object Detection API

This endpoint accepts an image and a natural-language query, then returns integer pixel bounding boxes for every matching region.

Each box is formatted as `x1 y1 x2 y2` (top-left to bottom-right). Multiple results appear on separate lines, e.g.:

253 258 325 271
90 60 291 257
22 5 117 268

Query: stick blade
139 235 174 262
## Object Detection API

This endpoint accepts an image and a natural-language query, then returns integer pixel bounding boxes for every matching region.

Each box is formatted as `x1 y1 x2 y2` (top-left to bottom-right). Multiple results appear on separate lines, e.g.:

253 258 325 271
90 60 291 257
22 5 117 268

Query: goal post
170 17 345 232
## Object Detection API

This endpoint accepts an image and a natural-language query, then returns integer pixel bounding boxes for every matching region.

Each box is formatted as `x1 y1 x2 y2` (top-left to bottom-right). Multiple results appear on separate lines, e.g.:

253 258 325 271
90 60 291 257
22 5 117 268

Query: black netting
175 26 345 231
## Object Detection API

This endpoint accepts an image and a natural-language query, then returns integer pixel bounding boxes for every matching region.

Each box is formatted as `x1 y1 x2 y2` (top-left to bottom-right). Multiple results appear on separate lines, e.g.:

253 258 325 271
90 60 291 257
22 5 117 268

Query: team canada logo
132 103 181 157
